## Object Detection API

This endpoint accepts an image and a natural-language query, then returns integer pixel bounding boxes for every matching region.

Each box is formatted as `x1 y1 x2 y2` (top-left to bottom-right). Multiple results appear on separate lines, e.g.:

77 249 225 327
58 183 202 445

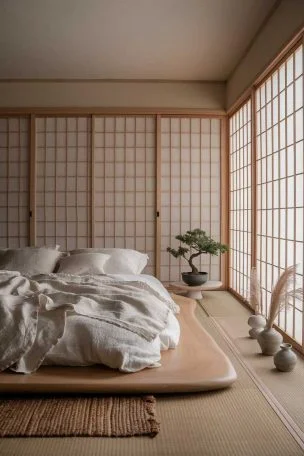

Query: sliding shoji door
160 117 221 282
0 112 225 284
256 43 304 345
93 116 156 274
0 117 30 248
229 101 252 300
36 117 91 250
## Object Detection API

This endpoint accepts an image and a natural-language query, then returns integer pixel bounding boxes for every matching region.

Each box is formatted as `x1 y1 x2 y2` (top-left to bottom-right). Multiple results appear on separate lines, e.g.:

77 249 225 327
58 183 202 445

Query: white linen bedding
0 271 180 374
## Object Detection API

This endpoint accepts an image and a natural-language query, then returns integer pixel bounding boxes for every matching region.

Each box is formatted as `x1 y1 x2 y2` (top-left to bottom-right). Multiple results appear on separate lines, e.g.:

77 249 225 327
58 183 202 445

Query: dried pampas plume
267 264 297 329
250 267 262 315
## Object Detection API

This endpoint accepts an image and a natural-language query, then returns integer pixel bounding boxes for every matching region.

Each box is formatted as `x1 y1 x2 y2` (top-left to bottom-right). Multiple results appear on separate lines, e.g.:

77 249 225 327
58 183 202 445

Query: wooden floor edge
0 298 237 394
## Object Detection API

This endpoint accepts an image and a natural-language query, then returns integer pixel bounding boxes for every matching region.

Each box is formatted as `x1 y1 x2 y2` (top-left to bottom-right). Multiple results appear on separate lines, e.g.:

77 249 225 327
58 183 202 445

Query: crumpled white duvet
0 271 180 374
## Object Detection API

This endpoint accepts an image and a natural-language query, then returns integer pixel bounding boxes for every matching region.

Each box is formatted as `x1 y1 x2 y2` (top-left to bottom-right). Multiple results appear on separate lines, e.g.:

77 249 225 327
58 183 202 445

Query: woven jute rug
0 395 160 438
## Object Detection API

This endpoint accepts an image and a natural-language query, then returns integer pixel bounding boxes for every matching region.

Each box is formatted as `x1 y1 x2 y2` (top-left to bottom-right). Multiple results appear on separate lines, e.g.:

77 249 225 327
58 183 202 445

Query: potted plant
166 228 229 286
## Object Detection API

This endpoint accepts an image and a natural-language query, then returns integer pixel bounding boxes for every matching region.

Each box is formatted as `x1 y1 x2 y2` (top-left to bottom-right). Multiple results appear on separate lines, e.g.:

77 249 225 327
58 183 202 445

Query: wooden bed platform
0 295 237 394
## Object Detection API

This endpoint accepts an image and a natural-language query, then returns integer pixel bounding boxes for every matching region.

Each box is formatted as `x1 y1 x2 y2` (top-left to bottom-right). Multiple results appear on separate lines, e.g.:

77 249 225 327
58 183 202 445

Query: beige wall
227 0 304 110
0 81 225 111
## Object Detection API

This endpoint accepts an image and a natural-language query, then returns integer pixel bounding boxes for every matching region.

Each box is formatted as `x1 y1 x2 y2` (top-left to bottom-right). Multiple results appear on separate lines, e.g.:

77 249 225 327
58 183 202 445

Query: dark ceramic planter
181 272 208 286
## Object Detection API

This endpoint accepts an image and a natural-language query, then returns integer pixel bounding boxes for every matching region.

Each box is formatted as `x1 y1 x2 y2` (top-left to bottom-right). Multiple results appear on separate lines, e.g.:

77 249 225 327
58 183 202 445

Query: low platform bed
0 295 237 394
0 247 237 393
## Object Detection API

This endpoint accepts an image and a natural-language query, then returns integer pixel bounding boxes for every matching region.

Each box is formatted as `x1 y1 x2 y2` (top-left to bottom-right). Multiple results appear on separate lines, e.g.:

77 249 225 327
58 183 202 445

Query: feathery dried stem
267 265 297 329
249 267 262 314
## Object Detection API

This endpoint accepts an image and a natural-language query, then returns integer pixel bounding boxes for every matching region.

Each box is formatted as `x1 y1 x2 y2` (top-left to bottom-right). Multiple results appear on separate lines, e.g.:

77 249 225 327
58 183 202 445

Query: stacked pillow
0 247 63 275
64 248 149 275
57 252 110 275
0 246 149 276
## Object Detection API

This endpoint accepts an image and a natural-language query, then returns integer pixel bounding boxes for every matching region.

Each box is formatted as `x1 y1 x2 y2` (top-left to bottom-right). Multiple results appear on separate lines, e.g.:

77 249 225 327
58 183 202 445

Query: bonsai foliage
167 228 229 274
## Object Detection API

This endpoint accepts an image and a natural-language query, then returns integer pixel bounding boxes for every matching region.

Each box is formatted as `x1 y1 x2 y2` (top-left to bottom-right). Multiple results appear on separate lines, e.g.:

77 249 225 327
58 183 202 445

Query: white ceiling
0 0 277 81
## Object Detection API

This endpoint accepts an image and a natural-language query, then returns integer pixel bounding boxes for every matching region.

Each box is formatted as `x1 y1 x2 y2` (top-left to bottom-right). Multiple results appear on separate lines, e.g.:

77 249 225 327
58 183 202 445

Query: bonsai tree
167 228 229 274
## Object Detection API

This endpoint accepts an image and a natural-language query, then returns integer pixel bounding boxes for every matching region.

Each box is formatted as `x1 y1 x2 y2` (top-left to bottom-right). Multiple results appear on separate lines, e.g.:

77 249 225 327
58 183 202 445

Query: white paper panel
160 117 221 282
256 44 304 344
36 117 91 250
94 116 156 274
0 117 29 248
229 100 252 300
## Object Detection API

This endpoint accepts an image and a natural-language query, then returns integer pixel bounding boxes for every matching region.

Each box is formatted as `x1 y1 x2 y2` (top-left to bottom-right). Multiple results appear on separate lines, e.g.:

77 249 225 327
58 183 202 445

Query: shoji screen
256 44 303 345
160 117 221 282
36 117 91 250
229 101 252 300
0 117 29 248
93 116 156 274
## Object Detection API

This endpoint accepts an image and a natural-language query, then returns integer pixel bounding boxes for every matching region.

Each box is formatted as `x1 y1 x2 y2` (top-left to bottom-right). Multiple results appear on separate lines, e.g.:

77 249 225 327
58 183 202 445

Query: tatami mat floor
201 290 304 437
0 292 304 456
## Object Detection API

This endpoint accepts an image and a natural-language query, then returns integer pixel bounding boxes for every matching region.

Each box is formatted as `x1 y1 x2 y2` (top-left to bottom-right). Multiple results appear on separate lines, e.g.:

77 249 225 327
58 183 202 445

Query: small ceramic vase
257 327 283 355
274 343 297 372
248 314 266 339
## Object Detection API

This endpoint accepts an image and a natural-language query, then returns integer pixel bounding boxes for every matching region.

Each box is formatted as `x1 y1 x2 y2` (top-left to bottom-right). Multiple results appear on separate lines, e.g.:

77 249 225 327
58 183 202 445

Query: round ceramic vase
273 343 297 372
257 327 283 355
247 314 266 339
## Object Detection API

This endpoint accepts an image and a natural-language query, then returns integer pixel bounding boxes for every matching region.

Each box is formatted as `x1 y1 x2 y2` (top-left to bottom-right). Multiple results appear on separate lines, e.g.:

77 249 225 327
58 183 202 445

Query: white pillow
70 248 149 274
104 250 148 274
57 253 110 275
0 247 63 275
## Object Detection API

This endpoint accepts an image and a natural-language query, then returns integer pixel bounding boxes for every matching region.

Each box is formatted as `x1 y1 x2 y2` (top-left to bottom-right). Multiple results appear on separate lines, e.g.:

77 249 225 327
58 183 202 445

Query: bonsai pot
182 272 208 286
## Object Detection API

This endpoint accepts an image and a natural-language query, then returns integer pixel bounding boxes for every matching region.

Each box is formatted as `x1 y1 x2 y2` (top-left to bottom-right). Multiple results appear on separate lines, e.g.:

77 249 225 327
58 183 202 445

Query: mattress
0 295 237 393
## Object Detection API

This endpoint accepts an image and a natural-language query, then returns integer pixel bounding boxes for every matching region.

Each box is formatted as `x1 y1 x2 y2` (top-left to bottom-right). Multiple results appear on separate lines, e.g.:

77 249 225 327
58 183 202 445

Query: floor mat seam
198 300 304 452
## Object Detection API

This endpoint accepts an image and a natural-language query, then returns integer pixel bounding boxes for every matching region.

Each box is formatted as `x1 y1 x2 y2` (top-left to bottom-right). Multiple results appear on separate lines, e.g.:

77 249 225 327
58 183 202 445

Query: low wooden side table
166 281 222 299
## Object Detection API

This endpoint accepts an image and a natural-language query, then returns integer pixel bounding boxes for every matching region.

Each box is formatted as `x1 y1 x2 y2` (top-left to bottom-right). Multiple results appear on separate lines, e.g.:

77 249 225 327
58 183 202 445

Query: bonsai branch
188 251 201 274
